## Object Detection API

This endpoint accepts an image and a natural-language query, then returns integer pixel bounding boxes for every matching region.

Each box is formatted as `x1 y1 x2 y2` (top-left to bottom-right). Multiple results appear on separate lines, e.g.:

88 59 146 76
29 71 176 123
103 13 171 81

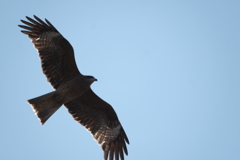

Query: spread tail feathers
27 91 63 125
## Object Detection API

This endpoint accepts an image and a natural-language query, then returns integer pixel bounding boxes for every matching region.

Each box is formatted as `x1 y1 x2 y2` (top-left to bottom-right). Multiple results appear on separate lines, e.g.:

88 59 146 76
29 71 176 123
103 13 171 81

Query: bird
18 15 129 160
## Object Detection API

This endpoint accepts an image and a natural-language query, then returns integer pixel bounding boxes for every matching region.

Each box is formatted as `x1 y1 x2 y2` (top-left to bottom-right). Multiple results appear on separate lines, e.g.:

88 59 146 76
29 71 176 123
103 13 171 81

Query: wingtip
26 16 34 22
33 15 40 20
104 150 109 160
20 20 25 23
125 137 129 145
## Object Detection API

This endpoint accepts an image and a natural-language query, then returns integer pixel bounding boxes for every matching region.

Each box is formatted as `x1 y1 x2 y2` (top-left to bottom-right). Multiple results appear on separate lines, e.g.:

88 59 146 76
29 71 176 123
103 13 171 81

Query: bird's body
50 75 96 104
28 75 96 124
19 15 129 160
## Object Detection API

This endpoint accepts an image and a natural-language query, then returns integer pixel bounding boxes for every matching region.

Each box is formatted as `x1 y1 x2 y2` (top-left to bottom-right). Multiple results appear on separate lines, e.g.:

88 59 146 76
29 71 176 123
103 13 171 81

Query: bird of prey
19 15 129 160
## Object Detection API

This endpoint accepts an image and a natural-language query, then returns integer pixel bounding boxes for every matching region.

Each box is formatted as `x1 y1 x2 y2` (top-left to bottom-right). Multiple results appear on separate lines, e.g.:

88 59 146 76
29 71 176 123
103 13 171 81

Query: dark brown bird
19 15 129 160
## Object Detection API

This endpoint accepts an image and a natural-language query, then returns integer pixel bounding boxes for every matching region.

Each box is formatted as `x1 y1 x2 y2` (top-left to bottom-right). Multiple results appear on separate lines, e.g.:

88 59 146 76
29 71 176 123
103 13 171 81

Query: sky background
1 0 240 160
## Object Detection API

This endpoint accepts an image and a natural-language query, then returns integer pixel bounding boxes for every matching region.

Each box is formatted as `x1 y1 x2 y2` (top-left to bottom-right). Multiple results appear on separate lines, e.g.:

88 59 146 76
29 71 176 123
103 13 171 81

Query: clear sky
1 0 239 160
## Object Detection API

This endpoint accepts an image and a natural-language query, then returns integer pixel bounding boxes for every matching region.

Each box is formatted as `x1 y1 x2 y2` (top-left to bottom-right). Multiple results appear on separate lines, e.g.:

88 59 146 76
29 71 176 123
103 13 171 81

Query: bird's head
85 75 97 85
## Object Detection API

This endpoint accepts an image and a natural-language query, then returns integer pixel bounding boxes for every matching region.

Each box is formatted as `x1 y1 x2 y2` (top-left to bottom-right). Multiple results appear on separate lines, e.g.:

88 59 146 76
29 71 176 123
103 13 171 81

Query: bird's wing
64 89 129 160
19 15 81 89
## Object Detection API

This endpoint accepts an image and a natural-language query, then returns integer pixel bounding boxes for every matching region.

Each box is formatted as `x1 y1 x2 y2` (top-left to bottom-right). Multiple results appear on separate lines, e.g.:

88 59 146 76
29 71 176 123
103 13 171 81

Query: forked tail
27 91 63 125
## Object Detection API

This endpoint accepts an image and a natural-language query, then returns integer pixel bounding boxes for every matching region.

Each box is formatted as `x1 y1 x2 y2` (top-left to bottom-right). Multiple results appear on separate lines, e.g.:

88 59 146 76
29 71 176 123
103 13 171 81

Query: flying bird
19 15 129 160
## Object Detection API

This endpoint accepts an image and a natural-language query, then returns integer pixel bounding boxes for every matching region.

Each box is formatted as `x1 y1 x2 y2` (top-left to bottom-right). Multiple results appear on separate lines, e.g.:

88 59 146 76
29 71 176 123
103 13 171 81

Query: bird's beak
95 78 98 81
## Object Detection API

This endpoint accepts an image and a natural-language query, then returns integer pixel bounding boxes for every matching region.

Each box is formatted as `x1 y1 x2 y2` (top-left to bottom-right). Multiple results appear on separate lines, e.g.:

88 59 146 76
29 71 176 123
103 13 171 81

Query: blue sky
1 0 240 160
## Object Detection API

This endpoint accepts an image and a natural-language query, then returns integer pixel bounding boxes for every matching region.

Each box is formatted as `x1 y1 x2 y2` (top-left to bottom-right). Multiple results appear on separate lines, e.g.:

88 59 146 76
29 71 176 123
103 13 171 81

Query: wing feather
19 15 81 89
64 89 129 160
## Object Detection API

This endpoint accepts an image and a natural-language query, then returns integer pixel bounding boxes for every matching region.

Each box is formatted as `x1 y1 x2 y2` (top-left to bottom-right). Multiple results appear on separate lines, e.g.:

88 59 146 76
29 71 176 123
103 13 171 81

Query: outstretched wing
19 15 81 89
64 89 129 160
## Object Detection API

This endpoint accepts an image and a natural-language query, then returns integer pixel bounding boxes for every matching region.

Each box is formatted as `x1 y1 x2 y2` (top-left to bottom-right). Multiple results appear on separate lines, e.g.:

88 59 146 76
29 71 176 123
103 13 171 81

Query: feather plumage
19 15 129 160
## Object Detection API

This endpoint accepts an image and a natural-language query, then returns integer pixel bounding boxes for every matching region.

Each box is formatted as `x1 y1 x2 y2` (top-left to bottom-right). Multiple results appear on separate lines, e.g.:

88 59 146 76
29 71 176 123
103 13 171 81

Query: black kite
19 15 129 160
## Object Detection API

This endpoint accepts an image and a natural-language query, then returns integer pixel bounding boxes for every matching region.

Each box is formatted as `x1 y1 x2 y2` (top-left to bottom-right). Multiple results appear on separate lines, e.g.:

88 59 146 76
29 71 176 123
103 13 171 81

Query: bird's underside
19 15 129 160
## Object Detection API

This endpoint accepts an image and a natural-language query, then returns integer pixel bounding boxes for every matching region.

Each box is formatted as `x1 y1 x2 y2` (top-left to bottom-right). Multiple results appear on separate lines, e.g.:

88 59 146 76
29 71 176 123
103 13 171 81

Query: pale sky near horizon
1 0 240 160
